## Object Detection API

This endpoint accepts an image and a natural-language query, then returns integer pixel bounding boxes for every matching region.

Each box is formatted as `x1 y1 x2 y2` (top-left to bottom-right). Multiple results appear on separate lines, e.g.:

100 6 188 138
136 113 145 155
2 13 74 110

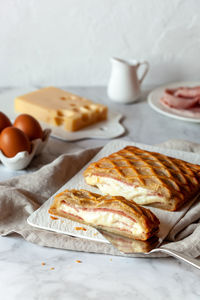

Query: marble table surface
0 86 200 300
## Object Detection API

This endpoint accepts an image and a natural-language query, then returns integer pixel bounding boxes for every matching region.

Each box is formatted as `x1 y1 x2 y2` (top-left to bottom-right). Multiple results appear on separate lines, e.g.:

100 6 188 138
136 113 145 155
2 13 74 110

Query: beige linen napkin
0 139 200 258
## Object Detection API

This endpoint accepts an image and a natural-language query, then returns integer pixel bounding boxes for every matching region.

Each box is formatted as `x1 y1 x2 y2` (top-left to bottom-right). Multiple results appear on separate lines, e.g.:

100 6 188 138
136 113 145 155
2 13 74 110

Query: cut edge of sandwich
84 175 179 211
48 189 160 241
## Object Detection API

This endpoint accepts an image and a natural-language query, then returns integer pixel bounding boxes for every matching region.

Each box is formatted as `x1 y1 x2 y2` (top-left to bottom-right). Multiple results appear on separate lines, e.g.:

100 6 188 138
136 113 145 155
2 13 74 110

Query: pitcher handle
138 61 149 84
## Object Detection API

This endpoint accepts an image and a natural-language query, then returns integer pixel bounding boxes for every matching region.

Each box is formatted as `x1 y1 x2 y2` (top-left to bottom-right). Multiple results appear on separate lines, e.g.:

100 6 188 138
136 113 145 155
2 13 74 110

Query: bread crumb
41 262 46 266
50 216 58 220
110 259 112 261
50 267 55 270
93 233 98 236
76 260 82 263
75 227 87 231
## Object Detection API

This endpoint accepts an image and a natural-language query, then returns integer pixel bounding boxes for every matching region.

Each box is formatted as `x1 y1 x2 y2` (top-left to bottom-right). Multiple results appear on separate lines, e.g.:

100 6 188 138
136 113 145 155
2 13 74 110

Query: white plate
0 88 125 141
27 139 200 244
41 111 124 141
148 81 200 123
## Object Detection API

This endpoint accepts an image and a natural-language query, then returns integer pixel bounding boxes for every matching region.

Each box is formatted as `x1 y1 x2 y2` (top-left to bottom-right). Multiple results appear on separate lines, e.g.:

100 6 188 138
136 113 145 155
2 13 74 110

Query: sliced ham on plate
160 99 200 118
174 86 200 98
160 86 200 117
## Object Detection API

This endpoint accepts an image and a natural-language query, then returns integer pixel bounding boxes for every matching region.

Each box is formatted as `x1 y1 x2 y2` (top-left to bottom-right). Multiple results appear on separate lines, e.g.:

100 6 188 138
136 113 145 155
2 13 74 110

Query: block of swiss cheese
15 87 108 131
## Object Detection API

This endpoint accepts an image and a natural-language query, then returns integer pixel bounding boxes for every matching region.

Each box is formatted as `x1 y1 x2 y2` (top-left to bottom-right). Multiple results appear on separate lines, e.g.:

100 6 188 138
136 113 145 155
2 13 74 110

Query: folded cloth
1 139 200 258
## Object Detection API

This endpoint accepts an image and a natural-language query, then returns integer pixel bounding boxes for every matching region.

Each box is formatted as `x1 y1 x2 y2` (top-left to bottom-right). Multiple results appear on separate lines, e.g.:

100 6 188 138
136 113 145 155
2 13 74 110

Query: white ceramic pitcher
107 57 149 104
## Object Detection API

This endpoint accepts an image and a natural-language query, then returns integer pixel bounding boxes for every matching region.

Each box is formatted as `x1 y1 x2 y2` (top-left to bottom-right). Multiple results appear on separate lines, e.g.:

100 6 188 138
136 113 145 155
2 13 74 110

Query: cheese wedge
15 87 108 131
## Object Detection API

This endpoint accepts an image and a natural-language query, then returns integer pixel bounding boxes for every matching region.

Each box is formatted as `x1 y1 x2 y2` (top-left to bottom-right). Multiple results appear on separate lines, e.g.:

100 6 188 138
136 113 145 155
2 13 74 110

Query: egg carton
0 129 51 170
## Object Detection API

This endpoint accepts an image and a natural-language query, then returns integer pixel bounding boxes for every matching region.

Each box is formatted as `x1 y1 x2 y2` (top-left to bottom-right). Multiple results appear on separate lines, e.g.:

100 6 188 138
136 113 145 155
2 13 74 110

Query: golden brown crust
99 230 159 253
49 189 159 241
83 146 200 211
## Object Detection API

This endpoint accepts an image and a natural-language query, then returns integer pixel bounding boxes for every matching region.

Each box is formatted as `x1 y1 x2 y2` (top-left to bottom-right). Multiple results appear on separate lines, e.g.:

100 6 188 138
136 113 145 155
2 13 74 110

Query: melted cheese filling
59 203 143 236
85 176 164 205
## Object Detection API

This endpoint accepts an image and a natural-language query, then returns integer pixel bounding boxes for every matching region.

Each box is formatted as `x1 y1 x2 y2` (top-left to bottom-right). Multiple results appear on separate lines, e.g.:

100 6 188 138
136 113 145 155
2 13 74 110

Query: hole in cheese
72 108 79 113
57 110 64 117
82 113 89 122
54 117 64 126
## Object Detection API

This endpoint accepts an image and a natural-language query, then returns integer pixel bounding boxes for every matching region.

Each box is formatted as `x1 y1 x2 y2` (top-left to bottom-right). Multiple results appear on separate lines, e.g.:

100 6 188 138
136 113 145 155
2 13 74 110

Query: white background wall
0 0 200 87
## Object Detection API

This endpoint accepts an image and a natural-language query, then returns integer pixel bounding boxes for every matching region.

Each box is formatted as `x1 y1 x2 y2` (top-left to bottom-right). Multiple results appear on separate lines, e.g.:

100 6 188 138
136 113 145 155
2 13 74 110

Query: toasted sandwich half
49 189 159 241
84 146 200 211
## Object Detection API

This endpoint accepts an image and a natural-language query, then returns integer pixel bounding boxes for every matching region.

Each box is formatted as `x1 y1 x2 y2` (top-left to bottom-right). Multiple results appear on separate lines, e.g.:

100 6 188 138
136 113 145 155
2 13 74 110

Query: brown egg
0 127 31 158
0 112 12 133
14 114 43 141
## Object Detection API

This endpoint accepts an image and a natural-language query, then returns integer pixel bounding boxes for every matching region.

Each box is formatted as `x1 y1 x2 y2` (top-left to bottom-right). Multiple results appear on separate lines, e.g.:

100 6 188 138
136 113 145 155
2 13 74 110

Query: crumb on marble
75 226 87 231
93 233 98 236
110 259 112 261
50 216 58 220
76 260 82 263
50 267 55 270
41 262 46 266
